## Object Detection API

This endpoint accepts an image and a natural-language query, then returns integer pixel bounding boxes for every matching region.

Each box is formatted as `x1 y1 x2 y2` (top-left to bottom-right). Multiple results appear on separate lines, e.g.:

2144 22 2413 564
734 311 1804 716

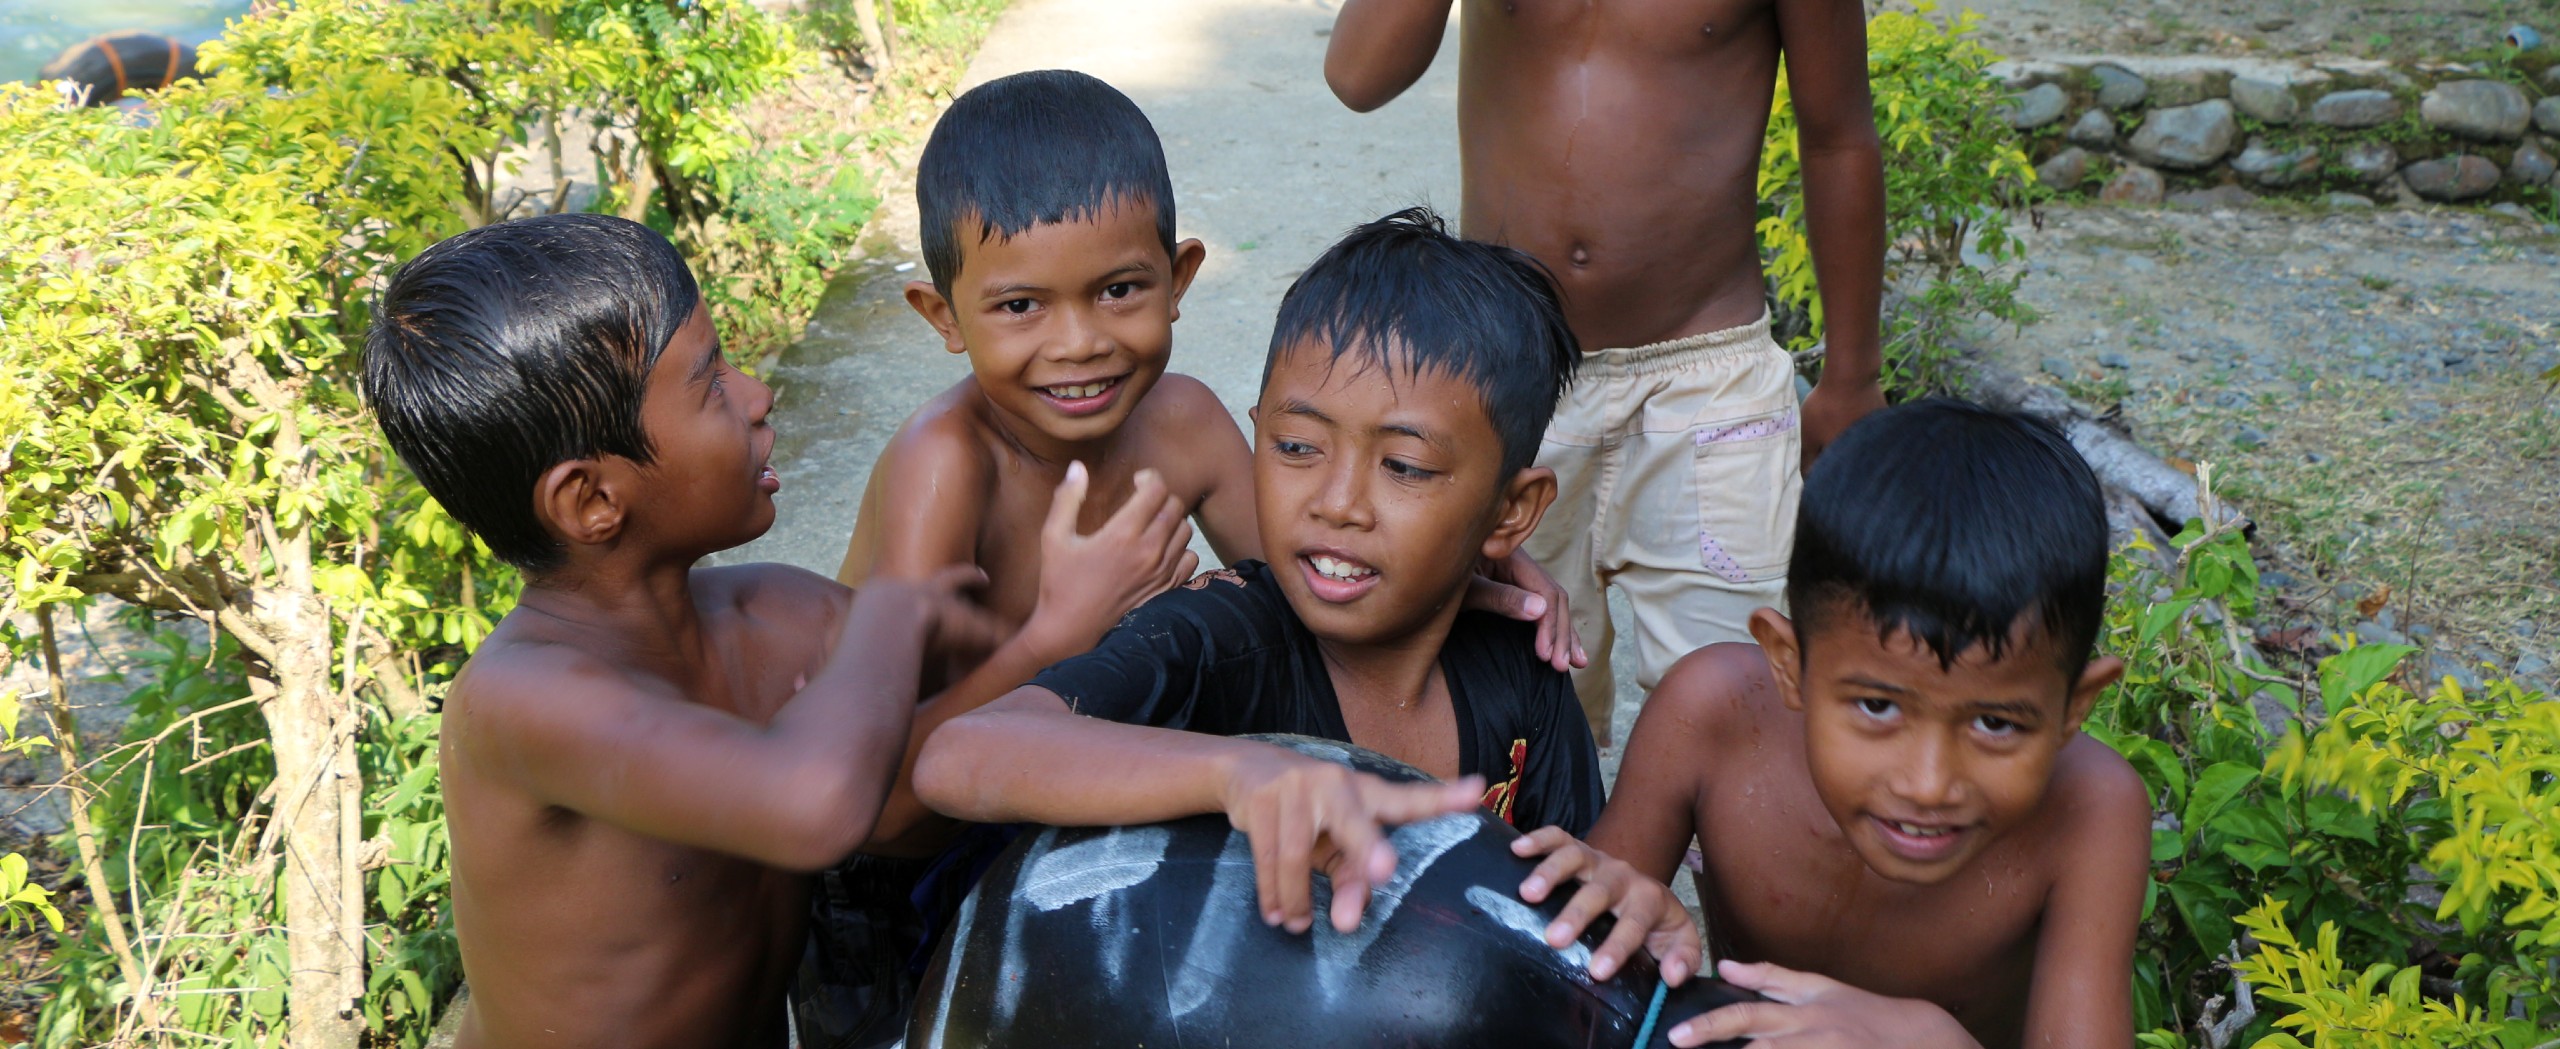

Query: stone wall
1994 52 2560 209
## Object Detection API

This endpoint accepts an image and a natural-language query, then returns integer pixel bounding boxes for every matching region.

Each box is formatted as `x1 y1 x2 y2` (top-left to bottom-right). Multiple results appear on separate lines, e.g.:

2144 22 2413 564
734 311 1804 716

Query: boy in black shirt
918 208 1702 988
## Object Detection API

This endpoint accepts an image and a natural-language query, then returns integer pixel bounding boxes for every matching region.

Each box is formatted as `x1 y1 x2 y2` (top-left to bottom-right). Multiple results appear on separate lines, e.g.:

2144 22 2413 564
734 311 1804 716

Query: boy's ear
1166 238 1208 321
1748 607 1809 711
2060 655 2125 736
1477 466 1558 563
904 280 966 356
532 458 630 551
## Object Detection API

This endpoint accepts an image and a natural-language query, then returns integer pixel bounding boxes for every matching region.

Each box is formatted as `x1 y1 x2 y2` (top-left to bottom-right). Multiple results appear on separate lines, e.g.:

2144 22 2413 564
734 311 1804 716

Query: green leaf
2319 643 2417 710
2184 762 2260 837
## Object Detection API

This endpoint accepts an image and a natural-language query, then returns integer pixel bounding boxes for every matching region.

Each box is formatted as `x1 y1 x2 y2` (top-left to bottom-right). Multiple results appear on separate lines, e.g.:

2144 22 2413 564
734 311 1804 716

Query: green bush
1758 5 2040 396
2087 507 2559 1046
3 0 1000 1040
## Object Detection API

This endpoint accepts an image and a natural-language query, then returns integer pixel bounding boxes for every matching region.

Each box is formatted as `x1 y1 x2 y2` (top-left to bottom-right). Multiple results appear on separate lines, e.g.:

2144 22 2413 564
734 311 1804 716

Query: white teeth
1890 820 1950 838
1045 381 1112 399
1310 555 1376 581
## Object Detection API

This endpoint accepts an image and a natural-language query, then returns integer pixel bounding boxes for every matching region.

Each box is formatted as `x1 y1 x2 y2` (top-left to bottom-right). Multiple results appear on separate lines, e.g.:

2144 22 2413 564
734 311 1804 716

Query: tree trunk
222 407 365 1049
854 0 894 72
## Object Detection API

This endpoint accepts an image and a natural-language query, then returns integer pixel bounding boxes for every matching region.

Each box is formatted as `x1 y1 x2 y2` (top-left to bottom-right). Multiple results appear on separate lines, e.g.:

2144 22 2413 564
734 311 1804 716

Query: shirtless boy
1524 401 2149 1048
916 208 1702 984
1326 0 1891 738
362 214 997 1048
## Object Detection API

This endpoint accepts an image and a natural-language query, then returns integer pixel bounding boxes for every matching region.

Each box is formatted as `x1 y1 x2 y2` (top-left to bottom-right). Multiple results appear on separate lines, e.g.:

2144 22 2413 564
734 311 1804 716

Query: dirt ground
1915 0 2560 60
1978 200 2560 689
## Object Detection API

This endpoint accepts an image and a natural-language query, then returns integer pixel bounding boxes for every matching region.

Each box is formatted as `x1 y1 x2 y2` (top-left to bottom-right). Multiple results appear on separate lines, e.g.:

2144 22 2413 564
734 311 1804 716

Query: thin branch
35 606 161 1032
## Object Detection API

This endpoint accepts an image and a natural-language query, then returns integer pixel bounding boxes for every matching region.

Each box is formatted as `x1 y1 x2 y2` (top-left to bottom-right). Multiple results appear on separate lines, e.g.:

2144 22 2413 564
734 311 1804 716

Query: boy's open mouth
1869 815 1968 864
756 463 781 494
1298 551 1381 603
1036 376 1126 417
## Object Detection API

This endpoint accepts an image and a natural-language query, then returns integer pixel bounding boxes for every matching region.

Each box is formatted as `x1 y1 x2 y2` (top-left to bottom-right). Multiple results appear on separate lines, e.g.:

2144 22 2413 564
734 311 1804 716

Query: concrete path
720 0 1657 750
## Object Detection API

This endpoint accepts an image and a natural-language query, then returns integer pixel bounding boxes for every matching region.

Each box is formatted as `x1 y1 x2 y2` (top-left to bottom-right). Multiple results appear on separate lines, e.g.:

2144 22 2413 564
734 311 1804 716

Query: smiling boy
362 214 1000 1048
913 208 1701 983
1526 401 2150 1048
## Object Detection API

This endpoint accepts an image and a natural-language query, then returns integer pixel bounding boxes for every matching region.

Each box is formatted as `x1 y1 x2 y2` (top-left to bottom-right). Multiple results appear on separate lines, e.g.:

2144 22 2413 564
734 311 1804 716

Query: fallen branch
1954 354 2248 537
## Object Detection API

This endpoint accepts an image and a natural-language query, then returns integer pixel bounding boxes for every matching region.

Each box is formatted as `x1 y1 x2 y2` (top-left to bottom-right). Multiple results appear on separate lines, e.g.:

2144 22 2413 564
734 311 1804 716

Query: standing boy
1325 0 1891 739
362 214 1000 1048
1521 401 2150 1048
917 209 1700 982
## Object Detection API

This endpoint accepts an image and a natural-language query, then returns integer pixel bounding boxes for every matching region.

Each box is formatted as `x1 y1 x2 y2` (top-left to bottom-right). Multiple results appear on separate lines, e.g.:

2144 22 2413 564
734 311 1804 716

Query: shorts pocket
1691 399 1800 584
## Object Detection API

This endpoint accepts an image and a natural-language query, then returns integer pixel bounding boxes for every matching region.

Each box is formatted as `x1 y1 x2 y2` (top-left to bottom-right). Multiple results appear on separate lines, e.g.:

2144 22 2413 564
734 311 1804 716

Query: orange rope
99 37 128 97
159 37 178 89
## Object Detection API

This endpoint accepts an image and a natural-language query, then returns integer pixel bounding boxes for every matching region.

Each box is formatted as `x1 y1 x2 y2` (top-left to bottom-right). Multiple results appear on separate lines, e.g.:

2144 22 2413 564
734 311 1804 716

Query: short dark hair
917 69 1176 295
1788 399 2108 677
1264 206 1580 477
362 213 700 574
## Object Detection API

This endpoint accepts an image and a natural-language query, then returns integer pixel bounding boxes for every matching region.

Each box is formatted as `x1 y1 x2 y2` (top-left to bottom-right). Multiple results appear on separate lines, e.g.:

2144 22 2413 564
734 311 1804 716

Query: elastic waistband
1577 311 1780 379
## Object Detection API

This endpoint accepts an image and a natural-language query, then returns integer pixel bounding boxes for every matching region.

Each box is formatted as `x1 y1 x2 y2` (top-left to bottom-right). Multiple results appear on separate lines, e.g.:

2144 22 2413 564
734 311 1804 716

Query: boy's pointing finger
1670 1001 1792 1048
1043 460 1092 542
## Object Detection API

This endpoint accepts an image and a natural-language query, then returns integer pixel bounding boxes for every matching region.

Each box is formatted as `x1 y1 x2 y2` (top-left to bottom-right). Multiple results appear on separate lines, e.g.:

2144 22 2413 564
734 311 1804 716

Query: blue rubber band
1631 980 1671 1048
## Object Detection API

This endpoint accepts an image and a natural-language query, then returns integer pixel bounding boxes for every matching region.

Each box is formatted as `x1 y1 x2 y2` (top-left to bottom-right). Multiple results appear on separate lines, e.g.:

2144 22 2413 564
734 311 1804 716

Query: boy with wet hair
916 208 1703 987
362 213 999 1048
1521 400 2150 1048
1326 0 1890 741
835 72 1578 828
810 71 1574 1046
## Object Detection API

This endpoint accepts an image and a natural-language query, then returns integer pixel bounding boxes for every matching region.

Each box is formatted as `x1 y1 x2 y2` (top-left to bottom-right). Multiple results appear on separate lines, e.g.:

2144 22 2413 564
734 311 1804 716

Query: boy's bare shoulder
691 562 853 623
876 379 1003 489
2041 732 2152 835
1647 641 1786 748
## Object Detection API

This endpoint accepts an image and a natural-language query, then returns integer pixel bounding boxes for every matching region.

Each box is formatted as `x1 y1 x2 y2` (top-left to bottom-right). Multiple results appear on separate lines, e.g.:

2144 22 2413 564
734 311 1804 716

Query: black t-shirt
1029 560 1605 836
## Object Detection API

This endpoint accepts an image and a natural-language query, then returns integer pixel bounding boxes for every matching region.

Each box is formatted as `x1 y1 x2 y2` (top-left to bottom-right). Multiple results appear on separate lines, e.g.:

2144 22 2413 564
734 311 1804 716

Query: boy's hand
1510 826 1702 984
1670 960 1978 1049
1024 461 1200 657
1219 746 1483 935
1797 371 1885 470
910 564 1008 663
1465 549 1586 672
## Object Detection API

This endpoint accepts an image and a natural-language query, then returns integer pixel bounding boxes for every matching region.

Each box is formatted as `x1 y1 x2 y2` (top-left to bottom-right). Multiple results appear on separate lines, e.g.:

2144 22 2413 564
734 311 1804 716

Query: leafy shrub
1759 4 2041 396
2088 507 2559 1046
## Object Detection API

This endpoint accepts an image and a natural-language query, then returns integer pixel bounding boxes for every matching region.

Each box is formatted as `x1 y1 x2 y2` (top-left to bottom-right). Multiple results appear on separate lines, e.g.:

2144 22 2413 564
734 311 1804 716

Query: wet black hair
917 69 1177 295
1263 206 1580 478
362 213 700 574
1788 399 2108 678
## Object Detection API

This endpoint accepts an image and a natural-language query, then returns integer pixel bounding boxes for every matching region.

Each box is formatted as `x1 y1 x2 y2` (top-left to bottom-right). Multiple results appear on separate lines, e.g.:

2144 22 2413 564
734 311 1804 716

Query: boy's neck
1310 599 1464 717
514 550 712 680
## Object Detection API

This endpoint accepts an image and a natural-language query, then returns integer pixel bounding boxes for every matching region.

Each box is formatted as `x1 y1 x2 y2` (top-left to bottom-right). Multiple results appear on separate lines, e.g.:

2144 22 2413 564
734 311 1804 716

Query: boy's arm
1323 0 1457 112
1583 649 1737 883
838 420 988 587
916 687 1483 935
457 571 992 872
2020 746 2149 1047
1165 377 1262 565
1777 0 1889 466
863 461 1199 855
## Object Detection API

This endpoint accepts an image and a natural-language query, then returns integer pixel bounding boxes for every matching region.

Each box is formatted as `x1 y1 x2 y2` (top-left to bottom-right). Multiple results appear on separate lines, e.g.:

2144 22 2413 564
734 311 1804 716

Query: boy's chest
974 458 1212 627
1468 0 1771 49
1697 774 2046 1023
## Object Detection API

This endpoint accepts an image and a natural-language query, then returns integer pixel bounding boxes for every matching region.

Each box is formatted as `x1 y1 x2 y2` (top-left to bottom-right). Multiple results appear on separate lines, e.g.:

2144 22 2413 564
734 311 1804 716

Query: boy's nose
1046 304 1116 364
1889 732 1966 810
1309 460 1375 529
743 367 776 424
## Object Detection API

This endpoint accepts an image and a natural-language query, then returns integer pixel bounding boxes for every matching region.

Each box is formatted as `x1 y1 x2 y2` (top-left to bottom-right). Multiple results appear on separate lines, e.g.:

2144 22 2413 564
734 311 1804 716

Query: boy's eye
1974 715 2021 736
1273 439 1317 458
1102 282 1138 300
1383 458 1437 480
1855 697 1898 720
999 298 1038 315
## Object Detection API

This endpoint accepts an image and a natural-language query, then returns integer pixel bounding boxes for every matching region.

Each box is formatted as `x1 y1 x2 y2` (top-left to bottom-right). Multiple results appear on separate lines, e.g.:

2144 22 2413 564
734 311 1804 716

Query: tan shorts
1524 313 1802 741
